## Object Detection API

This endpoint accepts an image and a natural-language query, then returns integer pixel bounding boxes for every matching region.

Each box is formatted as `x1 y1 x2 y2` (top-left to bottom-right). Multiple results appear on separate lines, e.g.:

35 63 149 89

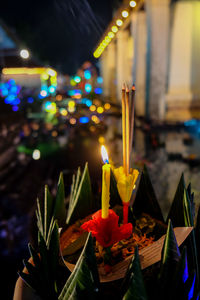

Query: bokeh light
20 49 29 59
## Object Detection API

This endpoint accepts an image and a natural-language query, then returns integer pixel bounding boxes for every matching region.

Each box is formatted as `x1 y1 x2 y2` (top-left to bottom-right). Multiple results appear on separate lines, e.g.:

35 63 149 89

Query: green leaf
158 220 180 297
28 243 41 268
195 205 200 258
54 172 66 226
187 183 195 220
122 246 148 300
59 233 99 300
48 221 60 276
167 174 186 227
66 163 93 225
18 271 39 292
44 185 54 241
171 247 189 299
132 165 164 222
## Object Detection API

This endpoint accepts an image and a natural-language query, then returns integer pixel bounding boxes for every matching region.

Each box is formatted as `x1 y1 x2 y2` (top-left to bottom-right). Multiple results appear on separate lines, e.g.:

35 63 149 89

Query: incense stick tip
132 84 136 91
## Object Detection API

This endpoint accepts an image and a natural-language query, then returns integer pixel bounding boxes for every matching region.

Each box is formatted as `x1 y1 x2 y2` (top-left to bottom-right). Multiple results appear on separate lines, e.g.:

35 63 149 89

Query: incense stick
122 84 126 173
129 85 135 161
125 87 130 175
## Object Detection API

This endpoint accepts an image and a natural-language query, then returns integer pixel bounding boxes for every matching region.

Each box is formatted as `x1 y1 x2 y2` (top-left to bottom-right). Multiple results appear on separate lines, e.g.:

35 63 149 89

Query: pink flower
81 209 133 248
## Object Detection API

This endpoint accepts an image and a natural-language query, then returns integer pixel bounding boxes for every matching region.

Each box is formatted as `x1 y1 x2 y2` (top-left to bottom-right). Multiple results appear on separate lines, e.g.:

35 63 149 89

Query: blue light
4 98 10 104
8 79 15 86
12 98 20 105
86 99 92 107
68 90 76 96
1 89 8 96
85 83 92 93
94 87 103 94
84 70 91 80
28 97 34 103
74 76 81 83
44 101 52 110
12 106 19 111
79 116 89 124
5 94 15 103
10 86 18 93
182 258 189 283
188 273 196 300
97 77 103 84
49 86 56 94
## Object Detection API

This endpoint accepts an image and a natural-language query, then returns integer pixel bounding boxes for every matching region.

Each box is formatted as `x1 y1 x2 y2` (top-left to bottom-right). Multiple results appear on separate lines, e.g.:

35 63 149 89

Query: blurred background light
20 49 29 59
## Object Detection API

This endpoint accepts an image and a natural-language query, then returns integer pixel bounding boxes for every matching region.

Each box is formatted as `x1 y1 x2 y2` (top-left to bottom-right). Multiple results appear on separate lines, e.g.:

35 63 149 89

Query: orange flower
81 209 132 248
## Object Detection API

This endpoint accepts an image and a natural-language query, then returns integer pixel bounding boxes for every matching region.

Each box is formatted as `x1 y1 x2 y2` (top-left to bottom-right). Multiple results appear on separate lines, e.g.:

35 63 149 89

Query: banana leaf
54 172 66 227
185 271 197 300
183 188 199 285
66 163 93 225
187 183 195 221
171 247 189 299
122 246 148 300
36 173 66 241
19 221 60 300
167 174 186 227
132 165 164 222
195 205 200 270
59 233 99 300
158 220 180 298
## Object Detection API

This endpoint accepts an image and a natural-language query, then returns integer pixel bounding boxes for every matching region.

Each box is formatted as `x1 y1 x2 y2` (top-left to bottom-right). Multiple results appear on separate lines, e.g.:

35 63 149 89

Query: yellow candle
101 145 111 219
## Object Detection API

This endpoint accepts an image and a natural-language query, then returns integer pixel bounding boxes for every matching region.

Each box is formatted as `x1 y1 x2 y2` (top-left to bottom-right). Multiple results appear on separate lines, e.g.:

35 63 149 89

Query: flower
81 209 133 248
113 166 139 203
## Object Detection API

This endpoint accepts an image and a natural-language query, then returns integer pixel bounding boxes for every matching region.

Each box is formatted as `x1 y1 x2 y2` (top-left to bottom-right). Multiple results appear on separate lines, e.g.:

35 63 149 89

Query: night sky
0 0 122 74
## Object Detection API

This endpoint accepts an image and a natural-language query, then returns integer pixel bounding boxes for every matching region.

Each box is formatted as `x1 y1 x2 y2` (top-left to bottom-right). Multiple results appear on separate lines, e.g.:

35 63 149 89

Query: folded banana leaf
122 246 148 300
132 165 164 222
158 220 180 299
167 174 187 227
19 220 60 300
66 163 93 225
59 233 99 300
171 247 189 299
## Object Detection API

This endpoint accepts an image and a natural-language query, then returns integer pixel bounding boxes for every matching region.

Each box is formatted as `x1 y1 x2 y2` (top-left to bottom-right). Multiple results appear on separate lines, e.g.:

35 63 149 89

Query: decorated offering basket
14 86 200 300
14 163 197 300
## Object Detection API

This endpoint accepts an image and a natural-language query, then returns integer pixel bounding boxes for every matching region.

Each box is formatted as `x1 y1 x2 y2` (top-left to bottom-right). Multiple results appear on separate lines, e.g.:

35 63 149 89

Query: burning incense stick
122 84 126 173
125 87 130 175
129 85 135 161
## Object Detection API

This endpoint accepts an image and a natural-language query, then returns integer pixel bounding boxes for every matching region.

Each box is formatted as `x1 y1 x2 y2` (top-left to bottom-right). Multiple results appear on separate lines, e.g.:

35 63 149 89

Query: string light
108 32 114 39
122 10 129 18
116 19 123 26
112 26 118 33
129 0 137 7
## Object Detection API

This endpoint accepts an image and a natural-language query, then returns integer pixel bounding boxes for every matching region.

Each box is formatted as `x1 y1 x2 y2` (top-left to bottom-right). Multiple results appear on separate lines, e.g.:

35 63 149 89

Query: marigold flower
113 166 139 203
81 209 132 248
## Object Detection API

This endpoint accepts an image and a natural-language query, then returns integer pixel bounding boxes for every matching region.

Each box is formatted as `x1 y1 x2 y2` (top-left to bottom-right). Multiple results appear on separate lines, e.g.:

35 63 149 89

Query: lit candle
101 145 111 219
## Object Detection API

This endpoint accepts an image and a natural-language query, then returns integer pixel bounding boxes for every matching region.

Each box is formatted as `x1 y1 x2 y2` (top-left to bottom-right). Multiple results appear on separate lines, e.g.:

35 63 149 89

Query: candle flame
101 145 109 164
